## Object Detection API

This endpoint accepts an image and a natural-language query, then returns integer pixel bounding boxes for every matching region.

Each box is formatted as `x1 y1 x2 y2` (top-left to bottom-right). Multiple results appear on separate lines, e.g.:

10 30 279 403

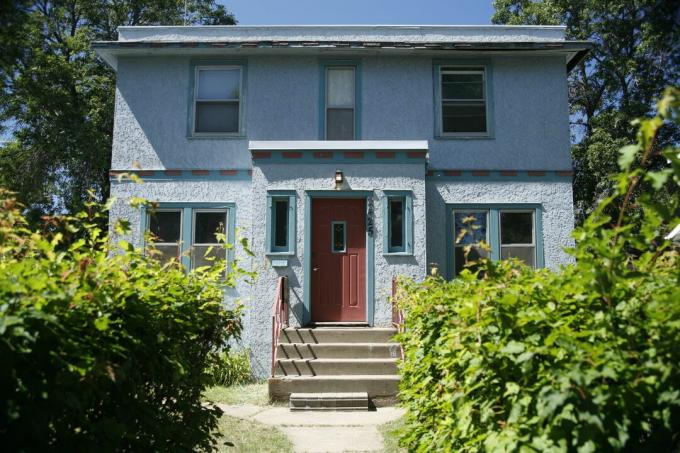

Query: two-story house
95 25 590 405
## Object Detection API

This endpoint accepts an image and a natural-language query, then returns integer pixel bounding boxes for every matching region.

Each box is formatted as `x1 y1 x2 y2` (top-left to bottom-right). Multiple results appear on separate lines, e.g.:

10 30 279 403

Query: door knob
313 267 320 271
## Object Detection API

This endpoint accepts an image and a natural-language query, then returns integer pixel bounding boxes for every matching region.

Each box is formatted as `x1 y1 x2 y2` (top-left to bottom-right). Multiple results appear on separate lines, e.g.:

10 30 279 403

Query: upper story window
438 65 489 136
193 66 241 134
325 66 356 140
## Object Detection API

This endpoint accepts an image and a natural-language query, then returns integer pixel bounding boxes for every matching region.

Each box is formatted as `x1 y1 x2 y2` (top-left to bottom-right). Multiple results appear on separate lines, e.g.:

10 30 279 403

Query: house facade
96 25 590 378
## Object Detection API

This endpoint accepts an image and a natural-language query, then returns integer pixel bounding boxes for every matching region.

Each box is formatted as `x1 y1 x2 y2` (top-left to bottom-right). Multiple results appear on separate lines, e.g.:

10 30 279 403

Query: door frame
303 190 375 326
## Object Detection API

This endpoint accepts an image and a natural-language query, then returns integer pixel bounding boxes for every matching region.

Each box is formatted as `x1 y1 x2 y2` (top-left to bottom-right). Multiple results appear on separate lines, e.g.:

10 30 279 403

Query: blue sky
219 0 496 25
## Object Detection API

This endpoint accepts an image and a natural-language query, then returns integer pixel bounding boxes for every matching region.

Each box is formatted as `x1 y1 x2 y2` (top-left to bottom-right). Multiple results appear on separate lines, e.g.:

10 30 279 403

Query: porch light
335 170 344 185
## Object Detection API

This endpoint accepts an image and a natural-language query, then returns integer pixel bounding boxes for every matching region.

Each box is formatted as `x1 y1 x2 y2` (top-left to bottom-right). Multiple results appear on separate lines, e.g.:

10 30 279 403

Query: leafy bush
0 193 252 451
209 350 254 387
396 88 680 452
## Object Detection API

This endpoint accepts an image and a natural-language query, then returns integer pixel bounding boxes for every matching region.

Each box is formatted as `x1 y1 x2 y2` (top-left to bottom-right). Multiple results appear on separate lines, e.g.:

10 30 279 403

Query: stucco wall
112 54 570 171
248 163 427 377
426 179 576 277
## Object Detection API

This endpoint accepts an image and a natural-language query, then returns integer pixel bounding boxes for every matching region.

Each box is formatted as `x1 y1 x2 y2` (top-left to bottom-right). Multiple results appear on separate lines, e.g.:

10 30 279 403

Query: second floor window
194 66 241 134
325 66 355 140
440 67 487 134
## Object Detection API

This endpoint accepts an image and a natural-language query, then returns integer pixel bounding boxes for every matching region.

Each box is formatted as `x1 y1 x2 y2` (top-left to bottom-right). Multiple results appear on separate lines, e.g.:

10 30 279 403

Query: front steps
268 327 401 408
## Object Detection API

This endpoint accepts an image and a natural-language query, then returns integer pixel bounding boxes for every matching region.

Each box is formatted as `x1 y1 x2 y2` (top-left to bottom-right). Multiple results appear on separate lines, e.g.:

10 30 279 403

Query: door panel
311 198 366 322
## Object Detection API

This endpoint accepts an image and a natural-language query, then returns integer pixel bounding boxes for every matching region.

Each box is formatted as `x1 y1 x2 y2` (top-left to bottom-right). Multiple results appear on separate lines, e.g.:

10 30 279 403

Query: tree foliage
493 0 680 223
0 189 252 450
0 1 235 225
396 88 680 451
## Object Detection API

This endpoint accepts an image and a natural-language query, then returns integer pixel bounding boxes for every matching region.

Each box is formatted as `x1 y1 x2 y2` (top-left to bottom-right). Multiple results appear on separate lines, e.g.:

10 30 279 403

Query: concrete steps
276 358 398 376
269 327 401 407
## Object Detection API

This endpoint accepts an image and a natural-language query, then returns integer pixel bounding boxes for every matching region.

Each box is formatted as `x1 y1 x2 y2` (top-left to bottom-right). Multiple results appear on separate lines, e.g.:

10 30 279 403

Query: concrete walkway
217 403 405 453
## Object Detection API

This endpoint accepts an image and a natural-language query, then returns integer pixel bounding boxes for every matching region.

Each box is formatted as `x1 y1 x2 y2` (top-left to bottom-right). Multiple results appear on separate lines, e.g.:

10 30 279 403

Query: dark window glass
195 102 239 133
389 199 404 249
442 72 484 99
194 212 226 244
274 199 288 248
500 212 533 244
326 108 354 140
442 102 486 133
441 68 487 134
453 211 488 276
332 222 346 253
149 211 181 243
454 246 488 276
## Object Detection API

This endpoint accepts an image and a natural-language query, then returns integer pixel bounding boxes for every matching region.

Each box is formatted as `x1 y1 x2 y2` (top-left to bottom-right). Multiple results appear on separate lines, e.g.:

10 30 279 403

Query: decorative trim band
427 169 573 181
109 169 252 181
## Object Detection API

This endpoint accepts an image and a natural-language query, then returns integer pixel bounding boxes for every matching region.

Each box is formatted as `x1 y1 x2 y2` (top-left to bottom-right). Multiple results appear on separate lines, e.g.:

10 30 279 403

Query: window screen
148 210 182 264
273 198 289 249
194 68 240 133
389 198 405 251
500 211 535 267
453 210 489 275
192 210 227 269
326 67 355 140
441 68 487 134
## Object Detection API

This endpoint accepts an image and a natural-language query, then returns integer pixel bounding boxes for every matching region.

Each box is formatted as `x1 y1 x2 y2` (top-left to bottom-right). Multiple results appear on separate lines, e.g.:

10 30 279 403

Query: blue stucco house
95 25 590 403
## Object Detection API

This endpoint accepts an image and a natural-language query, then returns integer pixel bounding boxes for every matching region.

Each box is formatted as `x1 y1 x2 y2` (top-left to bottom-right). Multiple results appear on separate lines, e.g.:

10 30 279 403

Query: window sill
435 133 494 140
383 252 413 257
266 251 295 257
187 133 246 140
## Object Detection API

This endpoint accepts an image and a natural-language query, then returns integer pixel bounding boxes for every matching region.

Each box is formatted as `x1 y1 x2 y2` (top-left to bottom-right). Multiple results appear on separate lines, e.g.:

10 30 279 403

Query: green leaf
617 145 639 170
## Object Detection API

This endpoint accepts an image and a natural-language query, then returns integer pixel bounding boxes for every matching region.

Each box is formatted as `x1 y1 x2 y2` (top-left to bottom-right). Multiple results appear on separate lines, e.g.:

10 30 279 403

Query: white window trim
499 210 537 266
191 209 228 269
325 66 356 140
192 65 243 136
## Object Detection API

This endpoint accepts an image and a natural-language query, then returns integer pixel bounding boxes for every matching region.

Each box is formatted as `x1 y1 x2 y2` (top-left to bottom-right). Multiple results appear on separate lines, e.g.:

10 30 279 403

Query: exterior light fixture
335 170 344 185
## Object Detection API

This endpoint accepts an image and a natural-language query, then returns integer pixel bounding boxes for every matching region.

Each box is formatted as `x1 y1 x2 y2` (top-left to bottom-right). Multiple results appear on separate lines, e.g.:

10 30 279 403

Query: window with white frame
325 66 355 140
147 210 183 265
193 66 241 134
191 210 228 268
440 67 487 134
499 211 535 267
452 210 489 275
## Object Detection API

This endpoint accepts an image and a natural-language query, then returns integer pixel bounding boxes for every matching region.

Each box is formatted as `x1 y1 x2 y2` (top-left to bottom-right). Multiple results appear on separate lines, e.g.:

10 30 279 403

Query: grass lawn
213 415 292 453
205 382 292 452
203 382 271 405
378 416 406 453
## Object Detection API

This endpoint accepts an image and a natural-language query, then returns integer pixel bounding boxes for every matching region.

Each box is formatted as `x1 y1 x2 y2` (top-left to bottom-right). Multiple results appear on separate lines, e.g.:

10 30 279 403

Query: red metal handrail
271 276 289 377
391 278 405 361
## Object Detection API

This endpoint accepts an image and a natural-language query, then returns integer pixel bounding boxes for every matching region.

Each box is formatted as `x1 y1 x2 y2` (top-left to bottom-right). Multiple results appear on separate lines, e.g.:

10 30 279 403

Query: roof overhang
93 25 591 72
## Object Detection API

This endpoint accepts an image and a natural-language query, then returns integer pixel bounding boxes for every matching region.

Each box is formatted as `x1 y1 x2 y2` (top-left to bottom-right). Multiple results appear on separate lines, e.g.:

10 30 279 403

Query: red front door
311 198 366 322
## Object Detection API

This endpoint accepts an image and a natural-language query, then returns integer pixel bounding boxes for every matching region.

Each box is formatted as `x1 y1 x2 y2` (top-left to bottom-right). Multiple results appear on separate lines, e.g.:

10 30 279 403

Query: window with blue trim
435 62 492 138
145 205 233 269
323 65 357 140
383 191 413 255
451 206 541 276
267 192 296 255
192 65 242 135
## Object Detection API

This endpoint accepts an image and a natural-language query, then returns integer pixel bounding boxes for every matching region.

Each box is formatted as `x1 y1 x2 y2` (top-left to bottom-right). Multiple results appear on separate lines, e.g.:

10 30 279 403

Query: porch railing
391 278 405 361
271 276 289 377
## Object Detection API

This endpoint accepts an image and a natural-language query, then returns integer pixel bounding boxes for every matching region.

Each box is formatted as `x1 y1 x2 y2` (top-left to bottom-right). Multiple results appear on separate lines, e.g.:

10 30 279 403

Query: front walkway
217 403 405 453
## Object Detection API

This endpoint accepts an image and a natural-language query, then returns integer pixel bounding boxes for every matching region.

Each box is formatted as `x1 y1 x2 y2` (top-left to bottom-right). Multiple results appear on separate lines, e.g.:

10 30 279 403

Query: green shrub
396 88 680 452
209 349 254 387
0 193 253 451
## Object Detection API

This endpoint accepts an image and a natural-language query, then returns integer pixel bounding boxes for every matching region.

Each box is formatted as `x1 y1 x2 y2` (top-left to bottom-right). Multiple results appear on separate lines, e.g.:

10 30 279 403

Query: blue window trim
140 202 236 269
445 203 544 280
303 190 375 326
433 59 495 140
187 59 247 139
319 59 362 140
266 191 296 256
382 190 413 255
